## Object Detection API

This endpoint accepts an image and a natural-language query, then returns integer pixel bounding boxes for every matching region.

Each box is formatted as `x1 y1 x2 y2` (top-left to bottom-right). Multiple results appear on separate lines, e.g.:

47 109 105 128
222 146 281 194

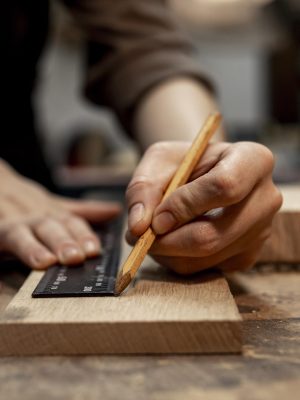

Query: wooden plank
1 270 299 400
0 264 241 355
259 185 300 263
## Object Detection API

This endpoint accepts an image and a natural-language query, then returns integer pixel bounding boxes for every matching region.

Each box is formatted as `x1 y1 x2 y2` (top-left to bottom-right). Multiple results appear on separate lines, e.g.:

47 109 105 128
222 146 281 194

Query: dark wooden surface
0 264 299 400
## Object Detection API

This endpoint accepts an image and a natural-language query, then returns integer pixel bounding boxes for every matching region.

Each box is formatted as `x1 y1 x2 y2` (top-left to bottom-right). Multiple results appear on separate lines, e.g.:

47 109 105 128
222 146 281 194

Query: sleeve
62 0 214 135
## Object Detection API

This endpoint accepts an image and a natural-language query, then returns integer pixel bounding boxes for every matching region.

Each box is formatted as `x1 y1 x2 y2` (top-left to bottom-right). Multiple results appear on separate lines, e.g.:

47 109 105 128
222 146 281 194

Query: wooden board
0 226 242 357
0 266 241 355
259 185 300 263
1 269 299 400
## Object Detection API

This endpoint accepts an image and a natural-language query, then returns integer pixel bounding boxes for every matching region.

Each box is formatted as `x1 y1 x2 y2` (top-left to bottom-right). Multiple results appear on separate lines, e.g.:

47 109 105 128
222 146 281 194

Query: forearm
134 77 224 149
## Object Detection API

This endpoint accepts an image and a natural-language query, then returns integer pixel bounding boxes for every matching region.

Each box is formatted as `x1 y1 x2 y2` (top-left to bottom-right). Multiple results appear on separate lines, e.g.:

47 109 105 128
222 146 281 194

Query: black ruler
32 217 123 298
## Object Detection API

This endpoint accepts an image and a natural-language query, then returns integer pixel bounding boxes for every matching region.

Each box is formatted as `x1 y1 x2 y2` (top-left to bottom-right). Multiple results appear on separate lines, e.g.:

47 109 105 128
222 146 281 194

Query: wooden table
0 264 299 400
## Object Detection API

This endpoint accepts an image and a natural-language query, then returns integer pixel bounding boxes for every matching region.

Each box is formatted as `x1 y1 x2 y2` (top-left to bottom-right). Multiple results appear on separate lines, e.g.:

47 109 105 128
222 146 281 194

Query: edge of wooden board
0 320 242 356
258 185 300 263
0 269 242 355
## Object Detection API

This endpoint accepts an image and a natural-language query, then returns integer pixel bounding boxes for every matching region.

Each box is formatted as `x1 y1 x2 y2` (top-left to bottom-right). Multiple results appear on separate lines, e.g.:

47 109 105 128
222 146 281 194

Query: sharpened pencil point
114 272 132 295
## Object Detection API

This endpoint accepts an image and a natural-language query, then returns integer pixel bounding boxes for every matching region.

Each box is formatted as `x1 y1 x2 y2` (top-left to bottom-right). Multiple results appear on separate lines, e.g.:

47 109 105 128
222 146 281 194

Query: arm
63 0 215 139
63 0 282 273
128 65 281 274
1 0 214 270
134 77 224 147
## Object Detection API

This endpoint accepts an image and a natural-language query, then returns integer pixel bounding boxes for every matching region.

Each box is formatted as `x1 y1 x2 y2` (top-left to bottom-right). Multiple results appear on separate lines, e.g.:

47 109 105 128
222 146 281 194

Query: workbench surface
0 265 299 400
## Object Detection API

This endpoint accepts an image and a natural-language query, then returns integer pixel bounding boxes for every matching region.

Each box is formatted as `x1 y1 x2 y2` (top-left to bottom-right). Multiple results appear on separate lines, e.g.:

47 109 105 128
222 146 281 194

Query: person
0 1 282 273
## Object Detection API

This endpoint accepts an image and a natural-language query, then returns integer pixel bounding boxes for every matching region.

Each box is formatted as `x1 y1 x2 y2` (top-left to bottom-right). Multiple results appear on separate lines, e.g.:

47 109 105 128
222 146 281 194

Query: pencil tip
114 272 132 295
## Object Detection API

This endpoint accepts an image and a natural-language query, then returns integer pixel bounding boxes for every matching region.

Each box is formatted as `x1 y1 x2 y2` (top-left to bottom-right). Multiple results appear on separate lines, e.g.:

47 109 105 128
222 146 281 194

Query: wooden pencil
115 112 222 295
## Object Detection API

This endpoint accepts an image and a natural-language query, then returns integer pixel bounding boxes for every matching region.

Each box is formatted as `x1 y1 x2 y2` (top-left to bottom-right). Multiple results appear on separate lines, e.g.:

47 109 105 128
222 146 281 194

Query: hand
126 141 282 274
0 160 121 269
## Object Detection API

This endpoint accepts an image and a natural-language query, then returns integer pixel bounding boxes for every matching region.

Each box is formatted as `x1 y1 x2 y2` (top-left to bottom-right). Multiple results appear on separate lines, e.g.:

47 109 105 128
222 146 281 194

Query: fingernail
152 211 176 235
31 252 56 269
60 246 83 264
129 203 145 230
83 240 100 256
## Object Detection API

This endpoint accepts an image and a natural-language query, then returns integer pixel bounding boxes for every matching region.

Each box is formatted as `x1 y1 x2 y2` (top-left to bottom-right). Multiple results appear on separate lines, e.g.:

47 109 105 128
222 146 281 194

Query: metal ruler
32 217 123 297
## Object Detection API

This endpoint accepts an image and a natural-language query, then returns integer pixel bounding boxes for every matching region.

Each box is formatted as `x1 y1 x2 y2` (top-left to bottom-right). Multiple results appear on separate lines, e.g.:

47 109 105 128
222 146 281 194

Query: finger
152 142 275 235
56 198 121 222
151 233 268 275
1 225 56 269
126 142 228 236
125 194 269 251
126 143 185 236
65 216 101 257
127 206 272 275
0 199 23 219
150 180 281 258
219 243 265 273
33 217 85 265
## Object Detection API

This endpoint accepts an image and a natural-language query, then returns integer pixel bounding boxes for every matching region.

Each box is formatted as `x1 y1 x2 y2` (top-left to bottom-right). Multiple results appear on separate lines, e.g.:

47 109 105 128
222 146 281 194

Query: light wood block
0 266 242 355
259 185 300 263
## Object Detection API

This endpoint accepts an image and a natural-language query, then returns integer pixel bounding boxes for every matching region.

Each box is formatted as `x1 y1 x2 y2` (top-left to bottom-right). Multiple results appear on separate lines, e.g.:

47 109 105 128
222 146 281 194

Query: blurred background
33 0 300 186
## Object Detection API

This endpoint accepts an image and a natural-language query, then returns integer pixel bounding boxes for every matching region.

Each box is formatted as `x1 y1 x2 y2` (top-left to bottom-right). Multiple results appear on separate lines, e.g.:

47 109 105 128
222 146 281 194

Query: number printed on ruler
32 217 123 297
94 263 105 288
50 267 68 291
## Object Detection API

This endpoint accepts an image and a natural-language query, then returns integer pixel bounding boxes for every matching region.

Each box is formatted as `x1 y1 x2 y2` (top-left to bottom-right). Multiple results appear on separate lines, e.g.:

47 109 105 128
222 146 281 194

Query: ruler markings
32 217 123 297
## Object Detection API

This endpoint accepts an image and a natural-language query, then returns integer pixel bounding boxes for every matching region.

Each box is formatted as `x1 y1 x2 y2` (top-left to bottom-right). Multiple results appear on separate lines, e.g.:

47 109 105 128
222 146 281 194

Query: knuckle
271 188 283 213
239 141 274 157
263 186 283 219
171 263 193 276
260 228 272 242
211 172 241 203
189 224 220 256
59 236 77 246
222 250 258 272
147 141 170 155
79 231 98 242
33 215 53 229
126 176 153 203
240 252 259 271
60 213 81 226
1 223 21 243
265 149 275 168
257 144 275 170
27 247 41 261
244 142 275 170
166 188 197 223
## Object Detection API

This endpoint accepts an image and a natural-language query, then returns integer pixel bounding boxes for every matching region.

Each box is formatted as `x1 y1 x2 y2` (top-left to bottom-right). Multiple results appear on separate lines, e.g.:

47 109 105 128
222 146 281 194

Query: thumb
56 197 122 222
151 172 230 235
151 182 206 235
126 143 188 236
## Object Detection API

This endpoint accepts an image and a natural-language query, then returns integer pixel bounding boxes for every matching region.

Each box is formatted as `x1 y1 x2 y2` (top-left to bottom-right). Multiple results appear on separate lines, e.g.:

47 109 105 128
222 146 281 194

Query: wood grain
0 266 241 355
259 185 300 263
0 226 241 356
1 269 299 400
